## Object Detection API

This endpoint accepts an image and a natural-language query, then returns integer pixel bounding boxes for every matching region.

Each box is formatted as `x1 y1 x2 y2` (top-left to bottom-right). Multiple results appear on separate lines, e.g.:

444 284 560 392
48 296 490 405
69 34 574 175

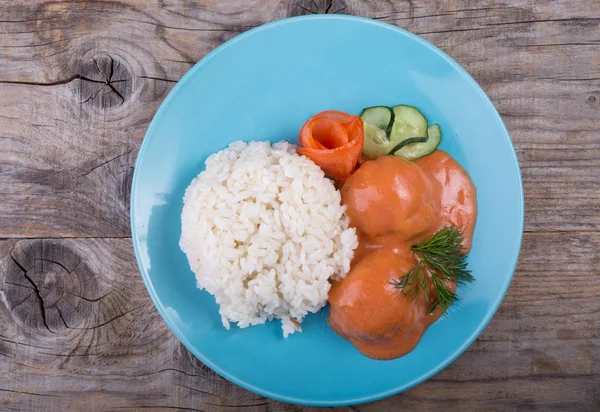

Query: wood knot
3 240 102 333
285 0 349 17
587 95 597 105
72 54 133 110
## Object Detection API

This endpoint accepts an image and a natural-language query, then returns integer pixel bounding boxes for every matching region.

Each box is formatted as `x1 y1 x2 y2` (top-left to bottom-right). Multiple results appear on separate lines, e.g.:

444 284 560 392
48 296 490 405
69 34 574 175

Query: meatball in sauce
329 151 477 360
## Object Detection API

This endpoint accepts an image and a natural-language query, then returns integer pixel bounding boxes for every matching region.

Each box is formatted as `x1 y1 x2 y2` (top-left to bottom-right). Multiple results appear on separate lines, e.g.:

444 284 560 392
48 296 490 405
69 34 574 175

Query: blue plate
131 15 524 406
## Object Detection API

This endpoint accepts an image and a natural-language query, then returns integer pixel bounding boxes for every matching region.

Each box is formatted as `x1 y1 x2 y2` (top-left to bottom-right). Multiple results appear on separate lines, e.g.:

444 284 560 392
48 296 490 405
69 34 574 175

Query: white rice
180 140 358 336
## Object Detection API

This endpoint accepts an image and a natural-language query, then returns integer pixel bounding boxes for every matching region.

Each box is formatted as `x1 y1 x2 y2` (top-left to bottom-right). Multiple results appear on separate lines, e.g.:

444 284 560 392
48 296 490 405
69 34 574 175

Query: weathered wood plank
1 0 599 237
0 233 597 410
3 0 600 81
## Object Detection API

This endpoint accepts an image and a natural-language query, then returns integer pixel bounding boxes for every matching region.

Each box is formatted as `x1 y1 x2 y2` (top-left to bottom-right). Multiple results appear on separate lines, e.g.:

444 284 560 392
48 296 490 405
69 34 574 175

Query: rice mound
180 140 358 336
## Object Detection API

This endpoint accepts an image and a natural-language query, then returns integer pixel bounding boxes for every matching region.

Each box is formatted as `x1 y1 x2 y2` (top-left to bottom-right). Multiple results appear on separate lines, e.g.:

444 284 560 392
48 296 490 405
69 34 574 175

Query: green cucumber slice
389 105 428 143
394 124 442 160
362 122 390 160
360 106 394 135
389 137 428 155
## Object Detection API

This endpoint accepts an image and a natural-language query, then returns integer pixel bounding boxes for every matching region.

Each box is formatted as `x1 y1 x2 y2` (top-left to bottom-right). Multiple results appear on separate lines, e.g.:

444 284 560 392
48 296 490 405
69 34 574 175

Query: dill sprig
391 225 474 314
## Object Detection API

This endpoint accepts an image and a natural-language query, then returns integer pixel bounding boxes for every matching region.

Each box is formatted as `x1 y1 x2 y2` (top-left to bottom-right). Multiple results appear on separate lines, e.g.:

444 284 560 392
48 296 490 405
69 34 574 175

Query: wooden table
1 1 599 410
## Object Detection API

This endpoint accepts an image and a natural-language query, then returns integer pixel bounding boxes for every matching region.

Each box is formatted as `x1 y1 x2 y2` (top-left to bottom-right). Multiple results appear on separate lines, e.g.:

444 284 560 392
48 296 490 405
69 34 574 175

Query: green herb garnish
391 225 474 314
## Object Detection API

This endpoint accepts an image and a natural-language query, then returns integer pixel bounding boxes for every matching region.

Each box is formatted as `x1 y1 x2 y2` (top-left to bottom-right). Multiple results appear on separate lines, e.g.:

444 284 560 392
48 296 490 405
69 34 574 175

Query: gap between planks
3 228 600 241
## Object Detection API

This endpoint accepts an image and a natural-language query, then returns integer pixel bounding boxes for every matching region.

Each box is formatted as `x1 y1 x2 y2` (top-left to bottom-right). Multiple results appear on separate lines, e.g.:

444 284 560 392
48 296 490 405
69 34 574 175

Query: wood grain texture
1 0 599 237
0 0 599 410
0 234 597 411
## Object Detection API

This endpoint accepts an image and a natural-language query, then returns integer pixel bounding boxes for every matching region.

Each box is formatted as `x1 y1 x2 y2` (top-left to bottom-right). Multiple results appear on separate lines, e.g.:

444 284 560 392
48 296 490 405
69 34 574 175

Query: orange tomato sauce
328 151 477 360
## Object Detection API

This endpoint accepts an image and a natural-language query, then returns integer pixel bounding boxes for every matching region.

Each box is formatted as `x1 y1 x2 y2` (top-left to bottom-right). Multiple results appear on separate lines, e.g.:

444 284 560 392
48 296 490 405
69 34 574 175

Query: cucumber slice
389 105 428 142
360 106 394 135
389 137 428 155
362 122 390 160
394 124 442 160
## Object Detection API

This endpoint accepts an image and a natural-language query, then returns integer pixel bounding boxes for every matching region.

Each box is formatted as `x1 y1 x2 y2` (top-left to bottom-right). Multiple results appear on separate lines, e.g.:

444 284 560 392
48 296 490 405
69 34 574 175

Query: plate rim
130 14 525 406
